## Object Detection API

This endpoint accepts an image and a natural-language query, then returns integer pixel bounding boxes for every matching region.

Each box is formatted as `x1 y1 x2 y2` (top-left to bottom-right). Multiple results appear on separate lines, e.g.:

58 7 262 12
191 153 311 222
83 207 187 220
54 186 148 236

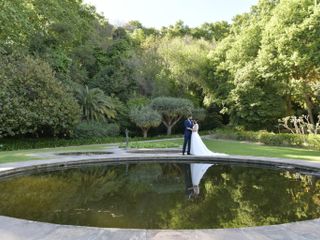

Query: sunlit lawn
0 138 320 164
203 139 320 161
126 138 320 162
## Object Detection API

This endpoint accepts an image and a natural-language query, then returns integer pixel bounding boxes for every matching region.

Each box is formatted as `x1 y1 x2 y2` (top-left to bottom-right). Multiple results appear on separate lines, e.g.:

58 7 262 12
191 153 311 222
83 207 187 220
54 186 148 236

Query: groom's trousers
182 132 192 154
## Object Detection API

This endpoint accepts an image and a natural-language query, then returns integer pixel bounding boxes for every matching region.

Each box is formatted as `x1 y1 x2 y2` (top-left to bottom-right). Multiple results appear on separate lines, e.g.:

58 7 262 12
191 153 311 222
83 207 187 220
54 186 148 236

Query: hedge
0 137 124 151
212 128 320 150
0 132 188 152
74 122 120 139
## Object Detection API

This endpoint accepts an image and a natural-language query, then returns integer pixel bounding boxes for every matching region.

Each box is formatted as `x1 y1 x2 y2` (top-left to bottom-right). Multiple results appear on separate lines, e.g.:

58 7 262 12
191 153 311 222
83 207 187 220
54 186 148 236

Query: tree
192 108 206 122
0 55 80 137
157 36 215 102
151 97 194 135
205 0 289 129
191 21 230 41
258 0 320 126
230 63 287 129
75 85 116 122
128 37 176 97
206 35 235 107
161 20 190 38
129 106 162 138
27 0 113 81
89 33 137 101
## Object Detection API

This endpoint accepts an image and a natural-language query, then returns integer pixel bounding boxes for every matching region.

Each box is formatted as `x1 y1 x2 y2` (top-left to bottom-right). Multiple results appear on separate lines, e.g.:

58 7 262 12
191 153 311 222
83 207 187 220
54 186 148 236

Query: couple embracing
182 115 222 156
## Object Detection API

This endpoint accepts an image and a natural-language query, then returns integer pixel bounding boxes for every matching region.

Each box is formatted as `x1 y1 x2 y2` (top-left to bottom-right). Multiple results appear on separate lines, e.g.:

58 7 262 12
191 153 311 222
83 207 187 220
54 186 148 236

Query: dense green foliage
0 137 123 151
75 85 116 121
74 121 120 139
0 55 80 137
206 0 320 129
0 134 184 152
0 0 319 141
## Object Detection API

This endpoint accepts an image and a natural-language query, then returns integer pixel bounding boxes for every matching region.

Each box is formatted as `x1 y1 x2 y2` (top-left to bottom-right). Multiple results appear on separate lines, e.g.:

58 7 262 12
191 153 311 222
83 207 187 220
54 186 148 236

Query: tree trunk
305 94 315 126
285 95 294 116
167 125 172 135
143 129 148 138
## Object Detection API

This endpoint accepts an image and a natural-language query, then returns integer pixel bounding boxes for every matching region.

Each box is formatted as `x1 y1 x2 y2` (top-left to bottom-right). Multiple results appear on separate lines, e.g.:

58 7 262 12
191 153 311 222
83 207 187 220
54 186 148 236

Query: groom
182 115 193 155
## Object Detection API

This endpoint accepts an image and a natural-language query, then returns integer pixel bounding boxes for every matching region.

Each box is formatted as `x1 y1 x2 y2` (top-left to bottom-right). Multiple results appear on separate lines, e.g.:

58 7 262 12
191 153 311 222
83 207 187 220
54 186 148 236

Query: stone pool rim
0 153 320 240
1 154 320 179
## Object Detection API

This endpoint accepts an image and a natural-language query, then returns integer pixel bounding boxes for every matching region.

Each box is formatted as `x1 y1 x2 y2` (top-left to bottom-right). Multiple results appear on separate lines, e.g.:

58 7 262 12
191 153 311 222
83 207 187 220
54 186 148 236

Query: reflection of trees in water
163 165 320 229
71 168 125 204
161 163 183 177
0 164 319 229
0 164 186 228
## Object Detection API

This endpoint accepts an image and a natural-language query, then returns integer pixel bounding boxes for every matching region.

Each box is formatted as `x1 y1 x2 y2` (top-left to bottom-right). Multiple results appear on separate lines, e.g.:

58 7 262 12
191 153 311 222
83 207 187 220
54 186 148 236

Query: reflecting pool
0 162 319 229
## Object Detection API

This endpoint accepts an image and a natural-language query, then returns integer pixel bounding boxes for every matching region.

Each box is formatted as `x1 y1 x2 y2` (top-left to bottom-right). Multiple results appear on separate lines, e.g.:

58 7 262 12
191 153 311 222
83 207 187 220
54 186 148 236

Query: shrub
74 121 120 139
0 137 124 151
0 54 80 138
213 128 320 150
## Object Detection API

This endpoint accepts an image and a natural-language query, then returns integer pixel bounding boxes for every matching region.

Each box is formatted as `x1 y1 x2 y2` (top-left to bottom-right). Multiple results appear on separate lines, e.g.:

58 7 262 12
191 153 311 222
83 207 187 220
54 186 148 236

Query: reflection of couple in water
184 163 213 198
182 115 227 197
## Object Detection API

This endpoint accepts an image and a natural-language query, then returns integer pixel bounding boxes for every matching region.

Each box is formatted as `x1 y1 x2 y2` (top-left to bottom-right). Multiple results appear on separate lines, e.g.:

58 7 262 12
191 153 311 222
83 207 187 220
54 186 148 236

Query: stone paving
0 146 320 240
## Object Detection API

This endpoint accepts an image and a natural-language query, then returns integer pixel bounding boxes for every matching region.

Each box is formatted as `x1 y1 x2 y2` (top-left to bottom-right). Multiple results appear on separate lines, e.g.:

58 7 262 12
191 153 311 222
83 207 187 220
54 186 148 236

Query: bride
189 120 226 196
190 120 226 156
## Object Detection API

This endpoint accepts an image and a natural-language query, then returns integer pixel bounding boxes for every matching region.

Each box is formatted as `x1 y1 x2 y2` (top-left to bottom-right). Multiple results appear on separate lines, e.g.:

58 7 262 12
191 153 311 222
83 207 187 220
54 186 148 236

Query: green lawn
203 139 320 161
126 138 320 162
0 138 319 164
120 140 182 149
0 144 111 164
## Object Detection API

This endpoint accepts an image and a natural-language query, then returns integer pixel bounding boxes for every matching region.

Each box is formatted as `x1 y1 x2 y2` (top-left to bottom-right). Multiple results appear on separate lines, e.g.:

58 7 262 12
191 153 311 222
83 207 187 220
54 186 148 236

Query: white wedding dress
190 124 226 156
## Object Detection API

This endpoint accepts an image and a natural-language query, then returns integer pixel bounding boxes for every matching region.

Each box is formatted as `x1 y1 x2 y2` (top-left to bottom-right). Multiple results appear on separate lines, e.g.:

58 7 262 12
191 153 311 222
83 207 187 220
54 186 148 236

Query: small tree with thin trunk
129 106 162 138
151 97 193 135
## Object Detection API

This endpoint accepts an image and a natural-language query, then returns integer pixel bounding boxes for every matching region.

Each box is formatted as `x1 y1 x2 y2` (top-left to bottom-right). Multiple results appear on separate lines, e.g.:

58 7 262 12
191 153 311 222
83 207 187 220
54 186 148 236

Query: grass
125 138 320 162
1 137 320 164
203 139 320 161
0 144 112 164
120 140 182 149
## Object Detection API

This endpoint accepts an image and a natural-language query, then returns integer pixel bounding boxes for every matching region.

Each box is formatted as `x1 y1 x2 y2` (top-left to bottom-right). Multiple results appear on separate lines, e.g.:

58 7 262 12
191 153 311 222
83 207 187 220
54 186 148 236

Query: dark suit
182 119 193 154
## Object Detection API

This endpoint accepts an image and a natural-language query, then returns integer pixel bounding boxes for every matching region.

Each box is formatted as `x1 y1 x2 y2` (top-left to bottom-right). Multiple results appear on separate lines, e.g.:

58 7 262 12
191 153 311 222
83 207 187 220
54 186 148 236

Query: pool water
0 162 319 229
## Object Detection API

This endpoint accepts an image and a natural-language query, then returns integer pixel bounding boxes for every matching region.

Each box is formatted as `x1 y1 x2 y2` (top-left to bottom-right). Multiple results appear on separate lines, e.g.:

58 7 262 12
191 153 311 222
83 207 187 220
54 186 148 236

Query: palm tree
75 85 116 121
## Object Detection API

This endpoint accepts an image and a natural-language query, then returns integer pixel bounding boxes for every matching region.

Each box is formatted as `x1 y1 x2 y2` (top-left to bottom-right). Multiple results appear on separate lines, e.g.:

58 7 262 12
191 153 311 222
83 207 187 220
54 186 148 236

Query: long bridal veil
190 130 227 156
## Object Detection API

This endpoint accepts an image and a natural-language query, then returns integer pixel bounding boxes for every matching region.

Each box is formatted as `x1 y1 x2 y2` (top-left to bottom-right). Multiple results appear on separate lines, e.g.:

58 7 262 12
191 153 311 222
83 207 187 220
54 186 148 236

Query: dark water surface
0 162 319 229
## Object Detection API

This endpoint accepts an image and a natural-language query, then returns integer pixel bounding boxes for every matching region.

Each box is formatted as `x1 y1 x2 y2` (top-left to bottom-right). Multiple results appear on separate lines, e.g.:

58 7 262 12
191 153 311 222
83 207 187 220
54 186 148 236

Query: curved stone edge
1 154 320 240
0 215 320 240
1 154 320 179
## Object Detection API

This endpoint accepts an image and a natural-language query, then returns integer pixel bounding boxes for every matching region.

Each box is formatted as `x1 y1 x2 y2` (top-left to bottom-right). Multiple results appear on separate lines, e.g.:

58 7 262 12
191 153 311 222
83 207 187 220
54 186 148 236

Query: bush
0 131 189 151
213 128 320 150
306 134 320 150
0 54 80 138
0 137 124 151
74 121 120 139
